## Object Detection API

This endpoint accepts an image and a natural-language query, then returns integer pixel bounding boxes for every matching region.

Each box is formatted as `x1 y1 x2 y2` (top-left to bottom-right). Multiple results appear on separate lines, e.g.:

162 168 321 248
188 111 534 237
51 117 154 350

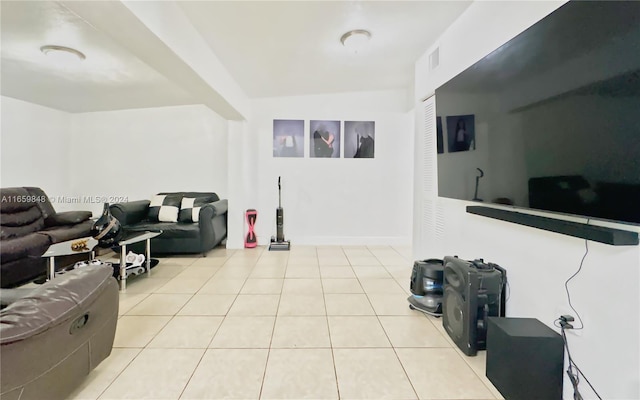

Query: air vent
435 202 446 249
421 198 436 248
429 47 440 70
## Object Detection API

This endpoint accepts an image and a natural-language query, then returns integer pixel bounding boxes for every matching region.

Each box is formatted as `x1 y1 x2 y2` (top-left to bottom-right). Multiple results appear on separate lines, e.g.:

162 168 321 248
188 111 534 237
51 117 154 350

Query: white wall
415 2 639 399
226 120 253 249
0 96 78 211
70 104 228 216
242 90 413 246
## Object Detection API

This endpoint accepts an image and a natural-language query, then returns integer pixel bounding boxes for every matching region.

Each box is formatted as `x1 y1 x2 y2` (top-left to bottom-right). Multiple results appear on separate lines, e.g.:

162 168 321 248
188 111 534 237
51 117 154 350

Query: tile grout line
257 248 288 400
91 347 144 400
108 260 197 399
117 292 152 317
148 251 238 399
324 246 342 400
143 255 212 400
368 251 421 400
175 247 246 400
450 348 502 400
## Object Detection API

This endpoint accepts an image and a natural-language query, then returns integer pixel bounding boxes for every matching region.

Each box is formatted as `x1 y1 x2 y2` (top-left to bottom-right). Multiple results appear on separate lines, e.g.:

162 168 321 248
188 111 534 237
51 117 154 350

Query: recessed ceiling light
340 29 371 53
40 45 86 62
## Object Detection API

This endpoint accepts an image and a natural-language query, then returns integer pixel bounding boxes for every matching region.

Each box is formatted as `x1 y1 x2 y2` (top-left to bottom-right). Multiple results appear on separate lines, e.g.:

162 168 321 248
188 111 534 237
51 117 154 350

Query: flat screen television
435 0 640 225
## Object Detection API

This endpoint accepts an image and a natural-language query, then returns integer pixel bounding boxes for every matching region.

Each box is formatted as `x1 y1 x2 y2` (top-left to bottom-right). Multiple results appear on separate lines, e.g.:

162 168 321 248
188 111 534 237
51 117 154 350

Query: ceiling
178 1 472 98
0 1 472 114
0 1 196 113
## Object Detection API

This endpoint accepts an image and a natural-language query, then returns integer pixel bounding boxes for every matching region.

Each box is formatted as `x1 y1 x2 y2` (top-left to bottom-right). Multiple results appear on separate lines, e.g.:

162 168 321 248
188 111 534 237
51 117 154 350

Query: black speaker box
486 317 564 400
442 256 506 356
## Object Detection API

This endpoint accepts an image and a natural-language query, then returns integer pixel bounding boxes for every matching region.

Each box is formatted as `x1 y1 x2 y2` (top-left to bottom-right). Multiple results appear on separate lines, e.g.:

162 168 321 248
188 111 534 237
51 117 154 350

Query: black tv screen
435 0 640 225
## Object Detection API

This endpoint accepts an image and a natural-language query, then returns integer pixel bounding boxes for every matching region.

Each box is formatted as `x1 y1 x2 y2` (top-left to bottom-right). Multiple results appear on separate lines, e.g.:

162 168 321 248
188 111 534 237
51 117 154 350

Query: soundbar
466 206 639 246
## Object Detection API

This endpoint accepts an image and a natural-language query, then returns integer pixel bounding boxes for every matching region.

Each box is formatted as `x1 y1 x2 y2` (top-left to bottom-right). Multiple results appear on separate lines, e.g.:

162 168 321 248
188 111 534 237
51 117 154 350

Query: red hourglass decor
245 209 257 248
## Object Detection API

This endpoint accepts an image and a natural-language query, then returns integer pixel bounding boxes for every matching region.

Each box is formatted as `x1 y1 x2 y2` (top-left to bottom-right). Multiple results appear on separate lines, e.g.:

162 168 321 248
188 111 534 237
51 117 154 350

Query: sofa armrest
198 200 227 248
199 199 228 220
110 200 150 226
44 211 92 227
0 264 117 344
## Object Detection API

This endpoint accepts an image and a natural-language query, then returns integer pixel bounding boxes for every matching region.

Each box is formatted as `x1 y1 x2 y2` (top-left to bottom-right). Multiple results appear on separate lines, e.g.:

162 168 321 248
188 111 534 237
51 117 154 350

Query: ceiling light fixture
340 29 371 53
40 45 86 63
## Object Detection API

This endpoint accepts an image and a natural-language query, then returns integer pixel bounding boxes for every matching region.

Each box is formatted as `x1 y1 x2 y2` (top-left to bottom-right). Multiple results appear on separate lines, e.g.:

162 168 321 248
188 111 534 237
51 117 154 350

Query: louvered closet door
413 96 440 258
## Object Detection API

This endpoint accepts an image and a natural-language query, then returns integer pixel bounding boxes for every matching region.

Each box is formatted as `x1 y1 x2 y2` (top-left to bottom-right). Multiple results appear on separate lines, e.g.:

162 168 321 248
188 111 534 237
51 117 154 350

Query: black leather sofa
110 192 228 255
0 187 94 288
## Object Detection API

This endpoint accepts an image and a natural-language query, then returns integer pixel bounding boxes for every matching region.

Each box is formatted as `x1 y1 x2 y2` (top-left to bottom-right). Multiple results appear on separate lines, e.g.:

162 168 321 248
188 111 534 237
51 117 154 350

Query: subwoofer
486 317 564 400
442 256 506 356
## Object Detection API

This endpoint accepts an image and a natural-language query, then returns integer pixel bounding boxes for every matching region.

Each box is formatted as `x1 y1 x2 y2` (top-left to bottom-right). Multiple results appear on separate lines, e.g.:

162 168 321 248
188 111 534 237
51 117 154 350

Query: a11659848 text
1 195 128 204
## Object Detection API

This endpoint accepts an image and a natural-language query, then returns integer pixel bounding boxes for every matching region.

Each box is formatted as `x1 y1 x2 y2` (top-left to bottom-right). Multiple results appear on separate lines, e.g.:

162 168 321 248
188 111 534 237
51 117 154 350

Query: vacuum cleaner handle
278 176 282 207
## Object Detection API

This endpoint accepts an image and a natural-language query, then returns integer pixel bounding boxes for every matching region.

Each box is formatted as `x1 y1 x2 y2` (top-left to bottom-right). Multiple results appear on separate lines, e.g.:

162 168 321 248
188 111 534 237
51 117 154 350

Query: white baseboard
225 235 411 249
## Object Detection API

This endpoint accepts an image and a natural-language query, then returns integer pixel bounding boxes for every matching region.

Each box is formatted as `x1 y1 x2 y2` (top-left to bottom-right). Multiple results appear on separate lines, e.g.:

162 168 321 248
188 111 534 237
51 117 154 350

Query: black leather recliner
0 187 94 288
0 264 119 400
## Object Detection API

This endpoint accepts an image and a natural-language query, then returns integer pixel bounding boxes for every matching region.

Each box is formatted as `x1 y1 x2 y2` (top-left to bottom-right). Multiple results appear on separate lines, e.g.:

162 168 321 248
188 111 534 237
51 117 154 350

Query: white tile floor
67 245 504 400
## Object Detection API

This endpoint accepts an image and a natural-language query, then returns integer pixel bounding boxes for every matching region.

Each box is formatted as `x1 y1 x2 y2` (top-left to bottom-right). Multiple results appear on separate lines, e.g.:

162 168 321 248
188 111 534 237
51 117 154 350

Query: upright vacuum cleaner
269 176 291 251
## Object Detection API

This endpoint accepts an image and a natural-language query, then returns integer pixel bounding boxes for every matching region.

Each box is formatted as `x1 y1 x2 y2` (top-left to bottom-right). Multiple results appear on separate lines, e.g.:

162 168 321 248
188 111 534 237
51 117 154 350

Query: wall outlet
554 306 584 337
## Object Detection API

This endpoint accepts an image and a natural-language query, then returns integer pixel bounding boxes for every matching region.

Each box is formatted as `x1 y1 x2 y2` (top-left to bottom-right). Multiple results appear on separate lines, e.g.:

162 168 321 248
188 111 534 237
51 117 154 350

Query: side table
116 231 162 292
42 237 99 281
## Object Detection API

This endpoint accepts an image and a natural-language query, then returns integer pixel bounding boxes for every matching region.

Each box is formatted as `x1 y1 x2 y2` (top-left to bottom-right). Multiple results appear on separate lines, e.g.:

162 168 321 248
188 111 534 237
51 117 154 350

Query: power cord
554 318 602 400
554 217 602 400
563 218 590 330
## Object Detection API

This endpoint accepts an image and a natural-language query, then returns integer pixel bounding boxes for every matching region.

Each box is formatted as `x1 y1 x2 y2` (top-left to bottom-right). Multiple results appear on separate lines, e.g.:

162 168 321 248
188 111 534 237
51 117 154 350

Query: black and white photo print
344 121 375 158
